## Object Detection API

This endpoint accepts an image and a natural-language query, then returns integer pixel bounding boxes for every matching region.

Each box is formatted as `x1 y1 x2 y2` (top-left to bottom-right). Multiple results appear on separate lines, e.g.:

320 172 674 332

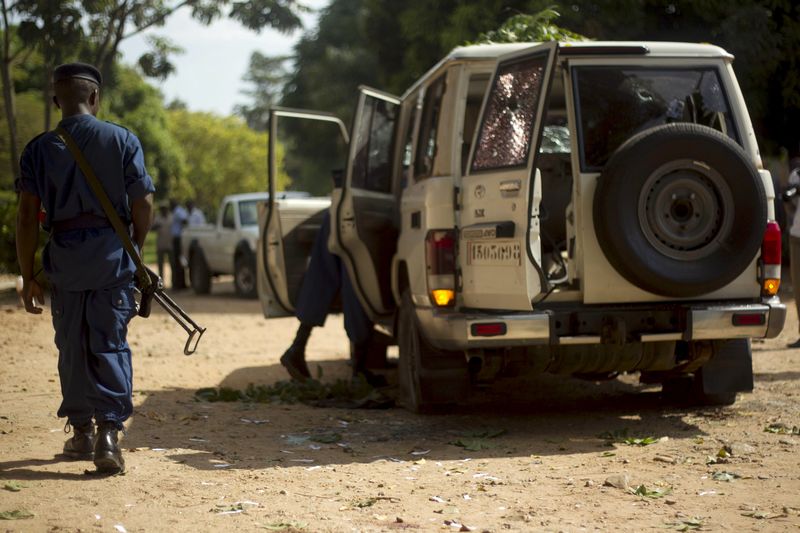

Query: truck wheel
397 290 468 413
594 123 766 297
189 251 211 295
234 254 257 299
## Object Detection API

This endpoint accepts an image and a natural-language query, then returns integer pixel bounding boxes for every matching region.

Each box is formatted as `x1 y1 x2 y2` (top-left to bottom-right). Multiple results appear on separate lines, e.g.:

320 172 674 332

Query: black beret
52 62 102 87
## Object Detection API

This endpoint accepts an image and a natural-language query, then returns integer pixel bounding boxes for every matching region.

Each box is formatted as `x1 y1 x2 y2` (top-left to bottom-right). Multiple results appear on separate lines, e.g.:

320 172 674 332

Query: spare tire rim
638 159 734 261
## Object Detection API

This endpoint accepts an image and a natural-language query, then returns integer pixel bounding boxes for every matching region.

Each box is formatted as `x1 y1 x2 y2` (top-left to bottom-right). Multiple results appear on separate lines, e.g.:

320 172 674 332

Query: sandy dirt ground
1 279 799 532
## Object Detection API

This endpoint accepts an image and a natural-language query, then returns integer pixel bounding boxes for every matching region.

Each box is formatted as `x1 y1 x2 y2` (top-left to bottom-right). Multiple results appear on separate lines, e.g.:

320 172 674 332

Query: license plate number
468 240 521 266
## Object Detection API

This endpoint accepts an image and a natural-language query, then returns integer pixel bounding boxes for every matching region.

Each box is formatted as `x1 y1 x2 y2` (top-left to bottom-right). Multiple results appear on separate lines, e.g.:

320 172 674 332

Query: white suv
257 41 785 412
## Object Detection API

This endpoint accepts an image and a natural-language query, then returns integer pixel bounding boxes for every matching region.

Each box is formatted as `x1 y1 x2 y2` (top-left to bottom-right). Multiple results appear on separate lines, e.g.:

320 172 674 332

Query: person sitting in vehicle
280 211 387 387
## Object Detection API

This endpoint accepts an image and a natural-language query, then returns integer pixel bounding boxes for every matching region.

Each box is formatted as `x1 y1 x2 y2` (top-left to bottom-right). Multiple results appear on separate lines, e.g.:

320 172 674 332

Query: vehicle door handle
342 217 355 222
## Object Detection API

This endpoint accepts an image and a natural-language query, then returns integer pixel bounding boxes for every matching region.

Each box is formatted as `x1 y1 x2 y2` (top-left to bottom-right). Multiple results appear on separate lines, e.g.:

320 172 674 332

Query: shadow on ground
108 361 738 473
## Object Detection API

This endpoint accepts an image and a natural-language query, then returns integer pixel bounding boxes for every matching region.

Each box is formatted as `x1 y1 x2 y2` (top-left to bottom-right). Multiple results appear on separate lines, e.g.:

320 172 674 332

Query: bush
0 190 18 276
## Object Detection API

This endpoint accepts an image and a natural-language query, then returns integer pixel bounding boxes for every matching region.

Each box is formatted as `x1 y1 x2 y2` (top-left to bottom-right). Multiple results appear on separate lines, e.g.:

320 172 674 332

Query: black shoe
787 338 800 348
63 421 95 460
94 422 125 474
354 369 388 388
280 345 311 381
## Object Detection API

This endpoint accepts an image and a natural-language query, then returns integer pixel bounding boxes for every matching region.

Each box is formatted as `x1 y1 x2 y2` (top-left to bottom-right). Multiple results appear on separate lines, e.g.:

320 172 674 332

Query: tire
593 123 767 297
397 290 468 413
661 375 737 407
234 253 257 299
189 251 211 295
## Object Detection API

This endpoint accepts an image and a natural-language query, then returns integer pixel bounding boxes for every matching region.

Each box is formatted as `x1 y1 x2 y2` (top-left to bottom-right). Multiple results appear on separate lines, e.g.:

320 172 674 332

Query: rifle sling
55 126 151 291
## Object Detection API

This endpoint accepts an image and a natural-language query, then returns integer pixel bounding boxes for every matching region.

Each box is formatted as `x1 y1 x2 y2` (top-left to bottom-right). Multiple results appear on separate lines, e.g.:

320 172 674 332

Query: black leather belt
51 213 112 233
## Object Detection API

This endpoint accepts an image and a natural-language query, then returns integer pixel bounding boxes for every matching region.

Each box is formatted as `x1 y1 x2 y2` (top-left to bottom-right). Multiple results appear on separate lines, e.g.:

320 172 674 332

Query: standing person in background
15 63 154 474
170 199 188 289
784 158 800 348
151 203 173 282
186 199 206 226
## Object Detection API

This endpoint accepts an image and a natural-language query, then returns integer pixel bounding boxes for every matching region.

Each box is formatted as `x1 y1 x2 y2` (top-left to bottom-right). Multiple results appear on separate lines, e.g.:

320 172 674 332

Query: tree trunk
1 0 19 181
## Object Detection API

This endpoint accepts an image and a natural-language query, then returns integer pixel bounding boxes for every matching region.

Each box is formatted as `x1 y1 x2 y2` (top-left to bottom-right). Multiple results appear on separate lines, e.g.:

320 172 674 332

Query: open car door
257 107 349 318
459 42 559 310
329 87 401 319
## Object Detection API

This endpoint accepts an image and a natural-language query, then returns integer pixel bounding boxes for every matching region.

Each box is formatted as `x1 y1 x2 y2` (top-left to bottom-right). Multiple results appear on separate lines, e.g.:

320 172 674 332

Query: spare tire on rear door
593 123 767 297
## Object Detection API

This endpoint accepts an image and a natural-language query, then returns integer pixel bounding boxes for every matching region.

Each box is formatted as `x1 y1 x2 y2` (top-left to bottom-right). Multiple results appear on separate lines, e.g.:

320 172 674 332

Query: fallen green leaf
712 471 741 482
623 436 659 446
630 484 672 499
600 451 616 457
310 432 341 444
0 510 34 520
450 438 493 451
352 497 377 508
763 423 799 435
2 482 24 492
262 521 307 532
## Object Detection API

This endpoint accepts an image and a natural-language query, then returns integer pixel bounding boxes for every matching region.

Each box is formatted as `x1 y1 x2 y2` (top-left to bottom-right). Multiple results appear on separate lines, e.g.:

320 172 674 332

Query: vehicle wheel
234 253 257 299
661 375 737 407
397 289 468 413
189 251 211 295
593 123 766 297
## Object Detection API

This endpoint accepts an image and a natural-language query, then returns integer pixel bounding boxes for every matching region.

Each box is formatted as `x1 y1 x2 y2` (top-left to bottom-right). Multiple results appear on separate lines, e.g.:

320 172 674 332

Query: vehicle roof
402 41 732 97
223 191 311 202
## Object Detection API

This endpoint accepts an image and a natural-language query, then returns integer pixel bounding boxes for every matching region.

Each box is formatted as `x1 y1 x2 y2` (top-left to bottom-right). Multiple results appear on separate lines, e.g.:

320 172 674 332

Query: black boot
63 420 95 460
352 336 387 388
280 323 313 381
94 421 125 474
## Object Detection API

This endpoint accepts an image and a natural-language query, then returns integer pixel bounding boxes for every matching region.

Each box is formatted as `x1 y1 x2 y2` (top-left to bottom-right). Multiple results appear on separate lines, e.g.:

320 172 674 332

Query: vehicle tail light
732 313 766 326
760 221 781 296
470 322 507 337
426 230 456 307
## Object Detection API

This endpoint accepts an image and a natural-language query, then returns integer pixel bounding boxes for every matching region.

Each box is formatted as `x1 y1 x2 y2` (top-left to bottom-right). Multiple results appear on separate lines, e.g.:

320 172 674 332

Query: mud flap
700 339 754 395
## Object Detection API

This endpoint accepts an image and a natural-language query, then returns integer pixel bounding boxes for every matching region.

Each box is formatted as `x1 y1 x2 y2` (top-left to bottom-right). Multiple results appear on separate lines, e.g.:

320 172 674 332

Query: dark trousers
295 213 372 344
171 236 185 289
52 282 135 427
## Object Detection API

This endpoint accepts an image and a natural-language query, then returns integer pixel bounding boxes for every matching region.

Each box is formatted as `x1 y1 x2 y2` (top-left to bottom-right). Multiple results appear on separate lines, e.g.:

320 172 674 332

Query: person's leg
84 281 136 473
53 287 96 458
171 236 185 289
281 214 341 380
157 249 166 280
789 236 800 347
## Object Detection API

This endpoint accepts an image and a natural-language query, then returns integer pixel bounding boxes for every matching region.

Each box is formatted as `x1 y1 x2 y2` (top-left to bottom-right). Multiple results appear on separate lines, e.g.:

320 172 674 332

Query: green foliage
103 66 185 198
0 91 46 190
234 52 291 131
166 109 289 210
0 190 18 275
471 9 588 44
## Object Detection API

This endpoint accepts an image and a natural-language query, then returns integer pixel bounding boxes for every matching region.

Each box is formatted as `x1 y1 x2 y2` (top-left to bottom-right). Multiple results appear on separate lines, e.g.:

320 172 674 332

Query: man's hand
21 278 45 314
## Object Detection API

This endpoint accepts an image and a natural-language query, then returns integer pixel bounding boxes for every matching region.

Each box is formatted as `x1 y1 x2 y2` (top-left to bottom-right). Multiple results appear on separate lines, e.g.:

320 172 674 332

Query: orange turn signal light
763 278 780 296
431 289 455 307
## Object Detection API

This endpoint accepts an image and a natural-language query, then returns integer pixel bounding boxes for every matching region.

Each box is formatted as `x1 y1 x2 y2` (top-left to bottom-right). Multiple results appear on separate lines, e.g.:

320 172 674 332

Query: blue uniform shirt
16 114 155 291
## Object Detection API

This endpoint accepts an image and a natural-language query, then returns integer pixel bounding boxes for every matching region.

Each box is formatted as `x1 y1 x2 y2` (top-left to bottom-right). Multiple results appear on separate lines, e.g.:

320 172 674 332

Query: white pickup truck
183 192 308 297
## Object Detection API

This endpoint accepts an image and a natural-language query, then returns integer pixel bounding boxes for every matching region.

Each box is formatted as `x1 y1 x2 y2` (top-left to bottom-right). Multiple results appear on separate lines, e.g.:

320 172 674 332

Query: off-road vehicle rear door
257 107 348 318
459 42 559 310
329 87 401 318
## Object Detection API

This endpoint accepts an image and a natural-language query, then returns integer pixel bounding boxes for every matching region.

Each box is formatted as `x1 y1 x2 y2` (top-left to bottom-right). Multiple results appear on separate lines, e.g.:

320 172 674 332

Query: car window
352 96 399 193
573 66 738 170
461 73 491 175
414 75 446 180
238 200 259 227
471 54 549 172
222 202 235 229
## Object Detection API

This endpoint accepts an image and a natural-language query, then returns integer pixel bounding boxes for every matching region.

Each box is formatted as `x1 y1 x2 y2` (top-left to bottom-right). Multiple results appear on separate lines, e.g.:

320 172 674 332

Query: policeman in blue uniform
16 63 154 474
280 212 385 386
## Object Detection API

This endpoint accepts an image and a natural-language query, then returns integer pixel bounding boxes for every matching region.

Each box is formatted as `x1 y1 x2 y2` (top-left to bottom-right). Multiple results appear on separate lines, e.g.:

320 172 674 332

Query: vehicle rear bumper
417 298 786 351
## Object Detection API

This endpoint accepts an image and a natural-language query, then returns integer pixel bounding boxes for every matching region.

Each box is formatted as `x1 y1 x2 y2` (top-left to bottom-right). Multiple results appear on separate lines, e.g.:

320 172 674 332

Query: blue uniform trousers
51 282 136 428
295 213 372 344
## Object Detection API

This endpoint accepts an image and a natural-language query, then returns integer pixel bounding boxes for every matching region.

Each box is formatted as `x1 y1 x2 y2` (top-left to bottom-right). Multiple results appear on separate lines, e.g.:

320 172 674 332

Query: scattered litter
289 459 315 463
444 519 474 531
697 490 717 496
309 444 322 451
188 437 208 442
200 482 215 486
462 494 471 500
653 455 677 464
741 510 787 520
764 423 799 436
429 496 447 503
212 463 232 469
411 449 431 456
629 484 672 499
114 525 127 533
280 450 294 454
472 473 501 481
306 466 321 471
216 509 243 516
263 522 307 531
151 448 167 452
239 418 269 425
310 432 341 444
94 514 101 520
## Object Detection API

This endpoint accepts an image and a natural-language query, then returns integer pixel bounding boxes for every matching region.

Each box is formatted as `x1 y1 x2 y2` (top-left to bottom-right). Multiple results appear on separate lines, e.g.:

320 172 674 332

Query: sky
118 1 327 116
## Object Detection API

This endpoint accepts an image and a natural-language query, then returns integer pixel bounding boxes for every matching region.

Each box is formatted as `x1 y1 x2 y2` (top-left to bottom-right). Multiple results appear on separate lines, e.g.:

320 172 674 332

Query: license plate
468 240 521 266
